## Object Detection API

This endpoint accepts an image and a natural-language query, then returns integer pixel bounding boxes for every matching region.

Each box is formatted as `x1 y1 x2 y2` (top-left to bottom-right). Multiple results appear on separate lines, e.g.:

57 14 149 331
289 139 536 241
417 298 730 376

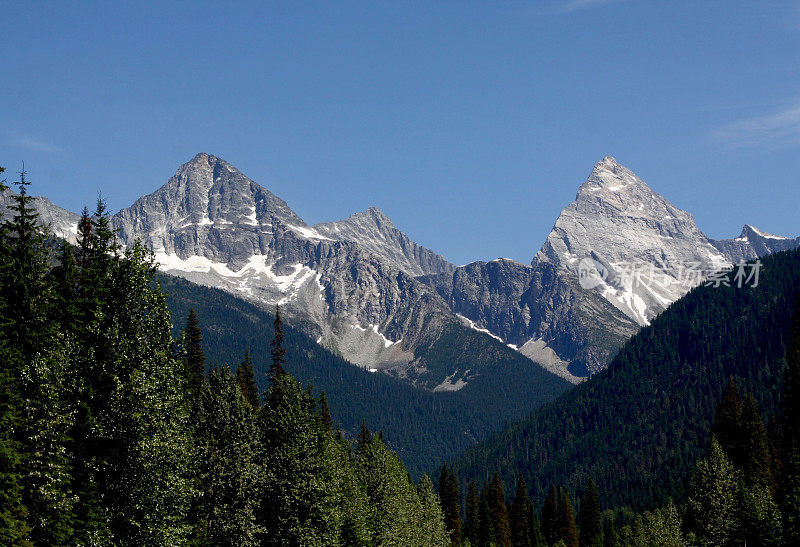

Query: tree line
0 166 450 545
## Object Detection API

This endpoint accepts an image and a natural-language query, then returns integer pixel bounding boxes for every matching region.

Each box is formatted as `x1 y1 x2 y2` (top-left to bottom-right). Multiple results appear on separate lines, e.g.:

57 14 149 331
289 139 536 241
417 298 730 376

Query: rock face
0 191 81 242
423 156 800 380
108 153 520 391
9 152 798 384
533 156 730 325
314 207 456 277
712 224 800 264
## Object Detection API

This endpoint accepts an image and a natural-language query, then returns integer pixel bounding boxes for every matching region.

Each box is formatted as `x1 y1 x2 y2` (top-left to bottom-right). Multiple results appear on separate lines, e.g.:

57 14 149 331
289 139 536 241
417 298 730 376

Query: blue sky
2 1 799 265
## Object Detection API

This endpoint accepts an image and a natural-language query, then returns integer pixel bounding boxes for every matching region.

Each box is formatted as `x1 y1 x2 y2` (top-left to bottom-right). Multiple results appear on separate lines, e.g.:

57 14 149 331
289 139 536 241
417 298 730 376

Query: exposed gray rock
712 224 800 263
425 156 798 379
0 190 81 242
314 207 455 277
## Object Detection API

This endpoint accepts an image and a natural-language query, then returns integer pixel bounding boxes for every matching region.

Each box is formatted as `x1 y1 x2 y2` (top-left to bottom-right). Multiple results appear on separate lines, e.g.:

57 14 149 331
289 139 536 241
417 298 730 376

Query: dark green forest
159 273 571 477
444 249 800 545
0 167 451 545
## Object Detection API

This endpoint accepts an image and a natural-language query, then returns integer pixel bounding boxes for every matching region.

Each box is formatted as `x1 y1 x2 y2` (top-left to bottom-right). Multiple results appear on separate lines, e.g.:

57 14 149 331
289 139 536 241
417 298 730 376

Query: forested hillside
160 273 571 476
450 249 800 515
0 169 451 545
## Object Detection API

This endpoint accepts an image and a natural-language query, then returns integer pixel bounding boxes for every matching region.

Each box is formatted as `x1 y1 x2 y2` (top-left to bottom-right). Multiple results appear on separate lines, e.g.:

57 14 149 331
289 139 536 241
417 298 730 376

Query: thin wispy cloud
712 100 800 150
15 136 63 153
553 0 630 14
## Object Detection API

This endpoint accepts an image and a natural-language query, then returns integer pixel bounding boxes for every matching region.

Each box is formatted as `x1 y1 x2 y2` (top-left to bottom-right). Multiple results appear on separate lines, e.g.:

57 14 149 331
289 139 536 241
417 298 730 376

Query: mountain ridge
3 152 797 383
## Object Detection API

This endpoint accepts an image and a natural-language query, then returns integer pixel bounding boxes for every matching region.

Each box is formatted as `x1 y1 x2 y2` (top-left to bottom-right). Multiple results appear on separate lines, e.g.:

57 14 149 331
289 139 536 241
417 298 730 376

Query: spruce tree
269 306 287 379
417 474 450 545
184 308 206 395
601 512 618 547
464 479 481 545
1 167 77 544
478 482 496 546
712 377 744 465
319 390 332 430
356 420 372 454
0 166 32 545
510 473 532 547
439 464 462 544
579 478 602 547
529 501 545 547
740 393 771 486
195 368 262 545
542 484 560 545
686 436 740 545
560 491 579 547
782 294 800 545
236 349 259 408
488 472 512 546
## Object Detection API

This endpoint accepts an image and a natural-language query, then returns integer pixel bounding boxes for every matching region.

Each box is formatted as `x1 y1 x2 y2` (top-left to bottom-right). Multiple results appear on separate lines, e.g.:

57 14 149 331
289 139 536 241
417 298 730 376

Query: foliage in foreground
0 168 448 546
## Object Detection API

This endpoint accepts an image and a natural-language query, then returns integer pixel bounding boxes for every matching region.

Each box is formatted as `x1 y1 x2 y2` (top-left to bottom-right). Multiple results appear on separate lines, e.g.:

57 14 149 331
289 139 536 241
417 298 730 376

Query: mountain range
4 153 798 386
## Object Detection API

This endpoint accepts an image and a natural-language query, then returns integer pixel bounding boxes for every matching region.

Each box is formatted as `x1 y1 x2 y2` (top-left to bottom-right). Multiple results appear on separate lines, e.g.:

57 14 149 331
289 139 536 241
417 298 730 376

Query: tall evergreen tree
712 377 744 466
740 394 771 486
195 368 262 545
579 478 603 547
559 491 579 547
488 472 512 546
0 165 33 546
356 420 372 454
686 436 740 545
783 295 800 544
439 464 462 544
318 390 332 430
478 482 496 546
269 306 287 379
510 473 532 547
1 167 76 545
184 308 206 395
601 512 618 547
542 484 560 545
465 479 481 545
236 349 259 408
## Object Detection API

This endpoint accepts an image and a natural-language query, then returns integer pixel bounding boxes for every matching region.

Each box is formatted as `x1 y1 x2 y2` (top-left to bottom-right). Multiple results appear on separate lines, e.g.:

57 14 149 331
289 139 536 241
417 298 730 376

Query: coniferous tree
417 474 450 545
319 390 332 430
236 349 259 408
559 491 579 547
269 306 286 379
465 479 481 545
601 512 618 547
740 394 771 486
686 436 739 545
0 165 33 545
510 473 532 547
542 484 560 545
783 296 800 543
195 368 262 545
478 482 496 546
488 472 512 546
579 478 602 547
184 308 206 396
356 420 372 454
712 377 744 466
2 168 76 545
439 464 462 544
529 501 545 547
257 371 331 544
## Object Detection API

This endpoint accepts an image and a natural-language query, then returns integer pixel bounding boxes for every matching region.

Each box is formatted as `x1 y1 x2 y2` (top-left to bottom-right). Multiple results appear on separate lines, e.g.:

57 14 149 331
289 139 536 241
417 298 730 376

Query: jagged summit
536 157 728 326
314 207 454 277
112 153 309 267
577 155 655 201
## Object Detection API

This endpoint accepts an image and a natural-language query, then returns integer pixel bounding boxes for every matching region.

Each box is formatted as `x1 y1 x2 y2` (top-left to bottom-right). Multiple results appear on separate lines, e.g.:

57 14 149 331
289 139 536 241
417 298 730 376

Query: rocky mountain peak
577 155 654 202
535 157 728 326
